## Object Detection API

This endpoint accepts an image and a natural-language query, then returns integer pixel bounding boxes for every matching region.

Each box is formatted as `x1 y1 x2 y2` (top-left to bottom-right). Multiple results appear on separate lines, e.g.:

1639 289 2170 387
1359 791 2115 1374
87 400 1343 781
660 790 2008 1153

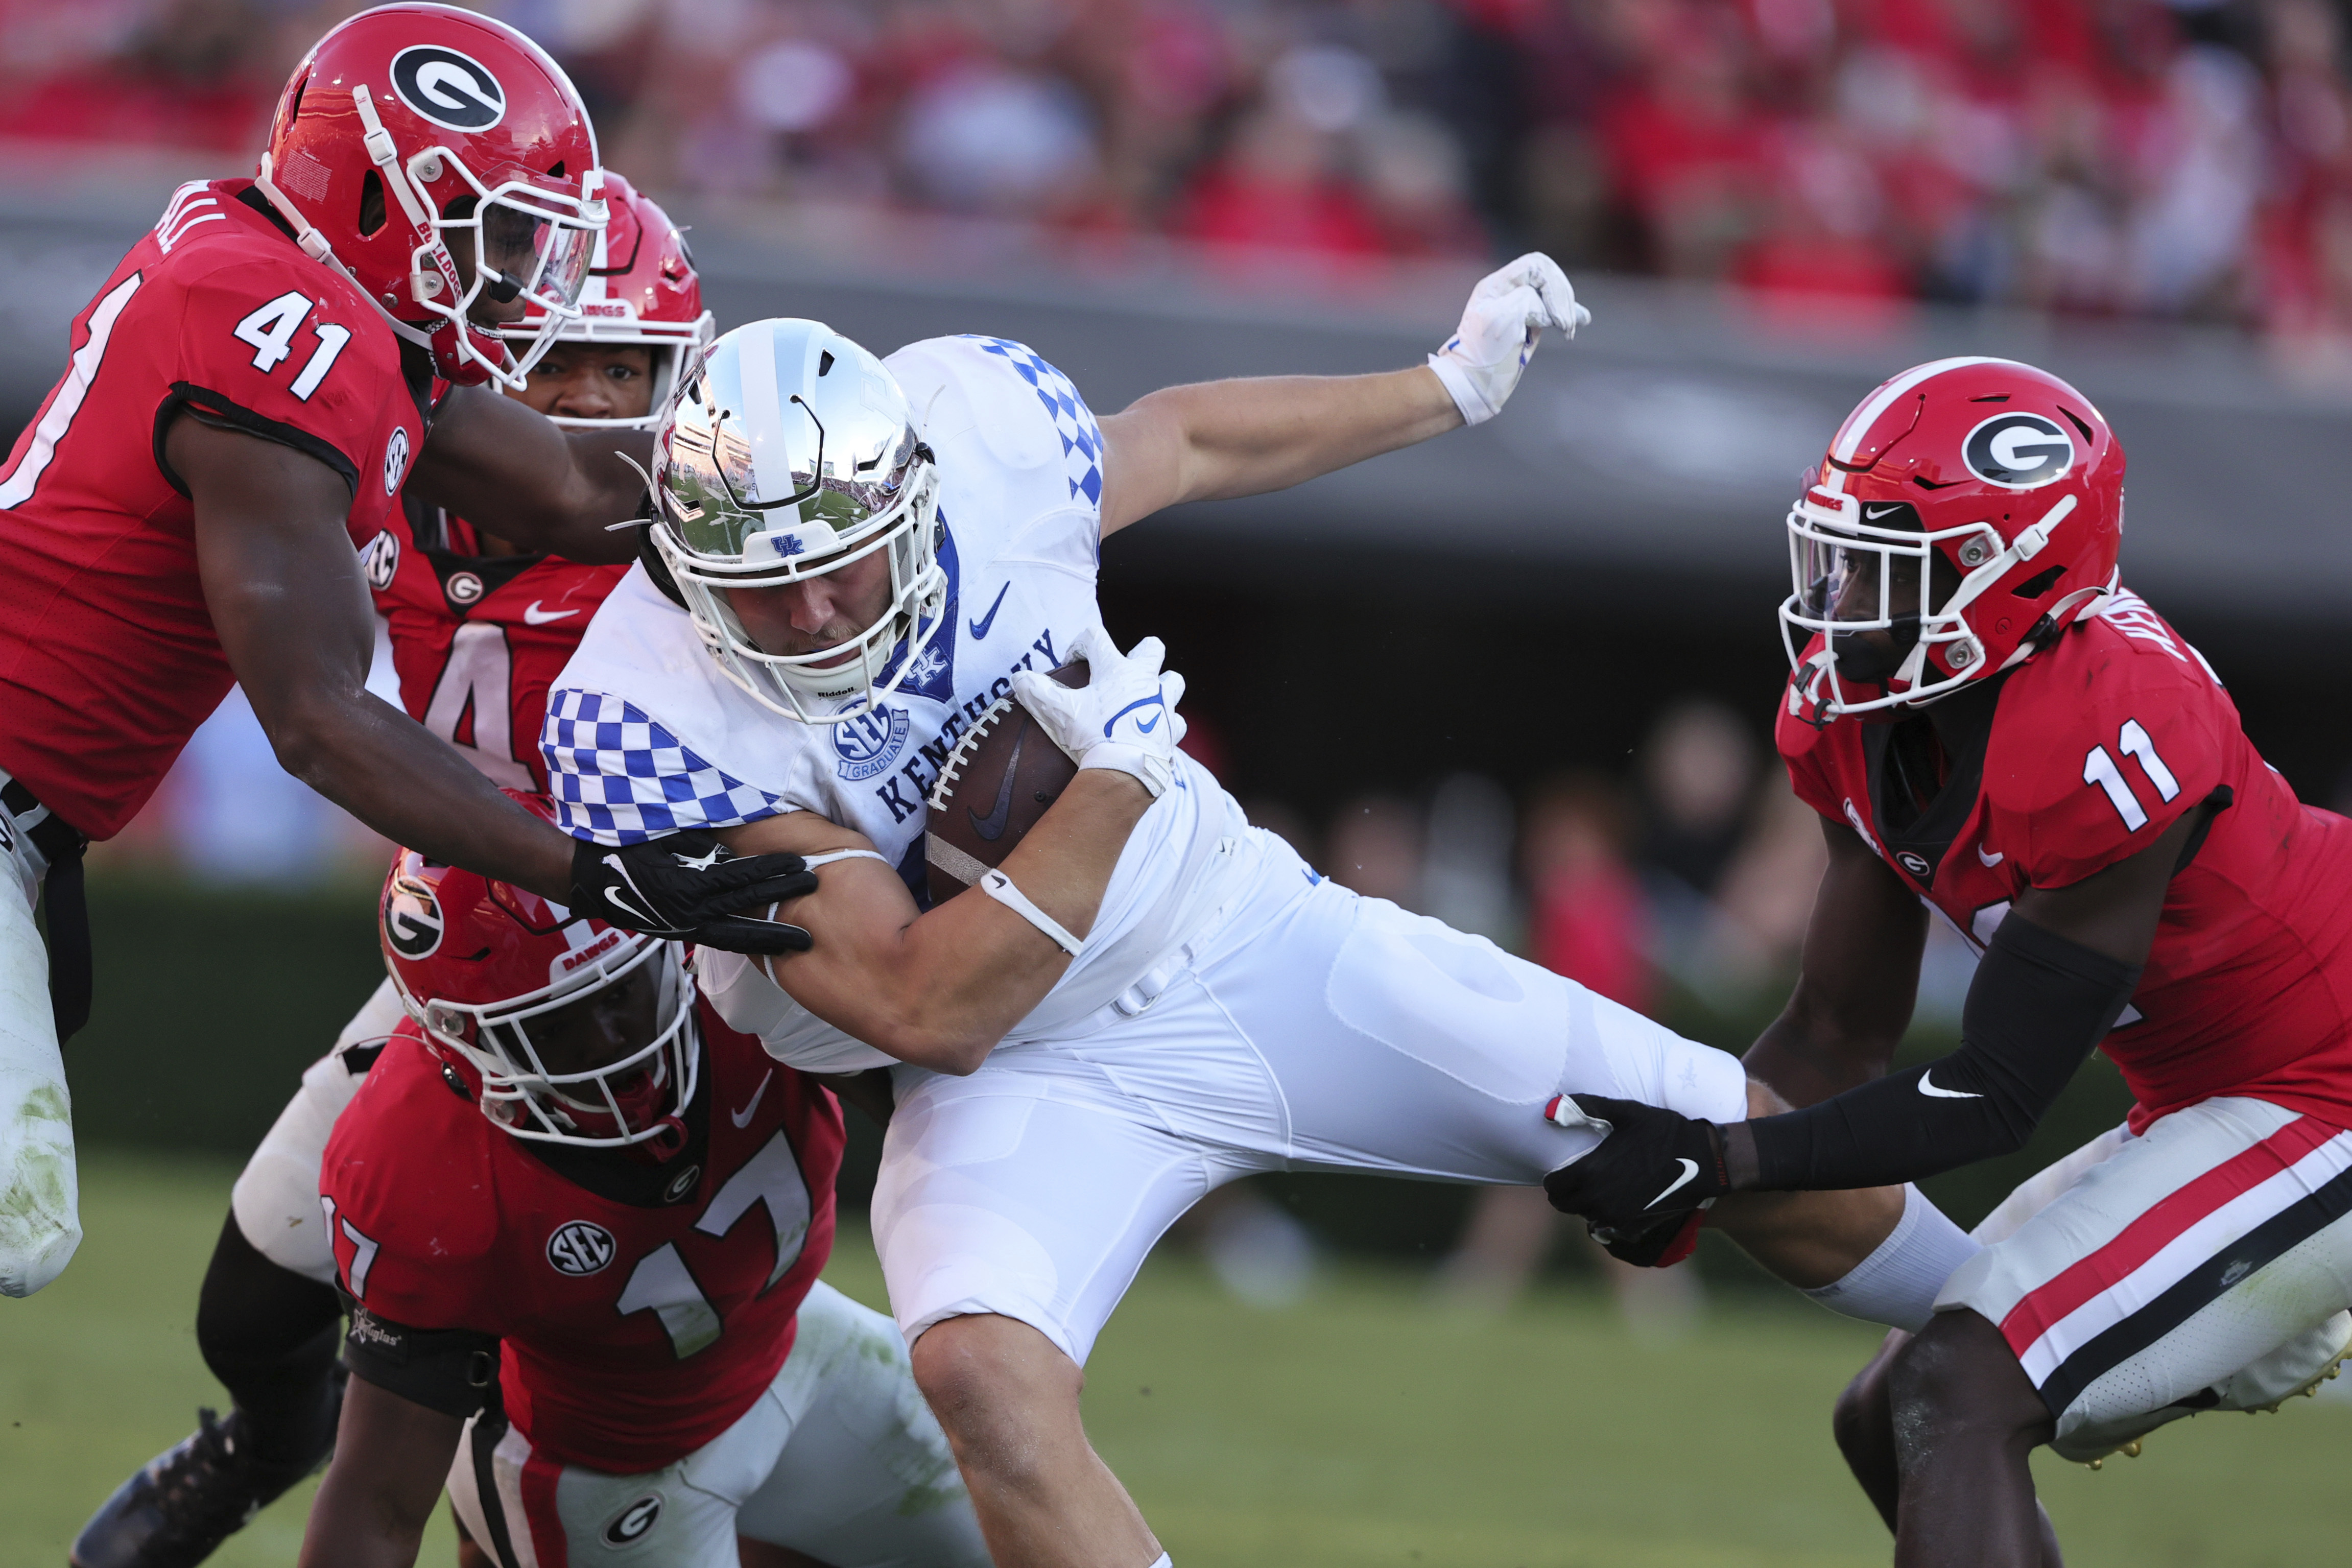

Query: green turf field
4 1154 2346 1567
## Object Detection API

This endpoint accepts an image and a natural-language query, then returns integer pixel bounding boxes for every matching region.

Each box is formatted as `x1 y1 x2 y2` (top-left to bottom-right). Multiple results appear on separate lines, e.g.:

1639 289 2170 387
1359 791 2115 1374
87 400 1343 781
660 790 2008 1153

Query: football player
1543 357 2352 1566
297 814 988 1568
0 4 809 1303
540 294 1987 1568
66 175 726 1568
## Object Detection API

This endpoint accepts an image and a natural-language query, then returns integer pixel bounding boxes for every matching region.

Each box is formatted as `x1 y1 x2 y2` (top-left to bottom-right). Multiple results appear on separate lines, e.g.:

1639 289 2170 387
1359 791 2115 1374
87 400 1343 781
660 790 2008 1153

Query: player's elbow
253 688 359 792
867 1016 996 1076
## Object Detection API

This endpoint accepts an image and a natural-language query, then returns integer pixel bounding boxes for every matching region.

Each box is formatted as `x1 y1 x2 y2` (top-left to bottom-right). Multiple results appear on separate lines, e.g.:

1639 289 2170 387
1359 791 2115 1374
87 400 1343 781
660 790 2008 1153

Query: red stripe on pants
520 1446 571 1568
1998 1114 2336 1362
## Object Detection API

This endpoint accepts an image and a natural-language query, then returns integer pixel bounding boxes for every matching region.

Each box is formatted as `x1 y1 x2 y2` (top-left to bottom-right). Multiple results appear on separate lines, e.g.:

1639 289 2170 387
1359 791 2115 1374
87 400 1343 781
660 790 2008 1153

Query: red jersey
0 179 425 839
320 1007 844 1471
367 505 627 793
1779 590 2352 1132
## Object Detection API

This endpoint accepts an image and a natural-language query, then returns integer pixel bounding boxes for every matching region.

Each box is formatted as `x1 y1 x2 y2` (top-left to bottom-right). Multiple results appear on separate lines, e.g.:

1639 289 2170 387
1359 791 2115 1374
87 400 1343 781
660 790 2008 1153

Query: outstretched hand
1428 253 1590 426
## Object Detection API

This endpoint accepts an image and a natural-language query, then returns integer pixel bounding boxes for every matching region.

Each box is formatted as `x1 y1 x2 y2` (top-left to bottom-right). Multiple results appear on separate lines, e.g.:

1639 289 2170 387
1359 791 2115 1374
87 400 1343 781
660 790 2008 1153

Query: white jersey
544 336 1252 1071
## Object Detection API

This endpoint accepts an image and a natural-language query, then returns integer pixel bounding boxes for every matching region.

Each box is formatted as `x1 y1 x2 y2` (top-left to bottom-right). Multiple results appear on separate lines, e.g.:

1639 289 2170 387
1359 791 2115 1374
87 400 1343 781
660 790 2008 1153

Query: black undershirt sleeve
1746 916 2143 1192
341 1298 503 1421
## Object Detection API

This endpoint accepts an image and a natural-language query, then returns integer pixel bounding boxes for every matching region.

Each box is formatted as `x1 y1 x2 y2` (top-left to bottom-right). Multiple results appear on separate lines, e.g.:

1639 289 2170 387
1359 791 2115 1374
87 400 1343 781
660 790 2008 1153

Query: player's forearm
814 772 1153 1071
1743 1002 1909 1107
408 387 647 562
262 688 575 897
1122 367 1459 511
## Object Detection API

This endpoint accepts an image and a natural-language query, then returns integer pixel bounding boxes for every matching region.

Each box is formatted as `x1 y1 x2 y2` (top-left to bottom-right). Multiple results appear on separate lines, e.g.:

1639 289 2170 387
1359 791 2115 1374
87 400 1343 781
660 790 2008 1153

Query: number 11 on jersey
2083 719 2181 831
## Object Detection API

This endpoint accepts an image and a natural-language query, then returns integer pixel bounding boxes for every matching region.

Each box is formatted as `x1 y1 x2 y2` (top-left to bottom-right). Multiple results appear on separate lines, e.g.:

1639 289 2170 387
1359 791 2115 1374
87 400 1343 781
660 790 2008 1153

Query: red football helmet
1781 356 2126 718
379 796 698 1153
501 173 715 430
253 3 607 389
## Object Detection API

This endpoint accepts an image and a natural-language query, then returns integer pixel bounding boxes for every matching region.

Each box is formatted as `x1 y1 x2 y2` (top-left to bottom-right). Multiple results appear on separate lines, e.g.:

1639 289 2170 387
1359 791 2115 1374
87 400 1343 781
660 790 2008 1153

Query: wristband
981 868 1085 957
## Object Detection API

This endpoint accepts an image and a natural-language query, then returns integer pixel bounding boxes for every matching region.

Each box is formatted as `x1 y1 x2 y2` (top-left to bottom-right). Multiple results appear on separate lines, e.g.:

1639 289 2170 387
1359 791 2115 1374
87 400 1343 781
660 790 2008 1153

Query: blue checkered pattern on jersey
963 336 1103 510
541 689 782 845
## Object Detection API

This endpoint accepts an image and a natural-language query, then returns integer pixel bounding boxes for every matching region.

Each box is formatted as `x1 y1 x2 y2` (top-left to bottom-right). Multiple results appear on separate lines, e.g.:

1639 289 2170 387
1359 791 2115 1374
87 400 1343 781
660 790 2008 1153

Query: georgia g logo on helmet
1962 412 2075 489
390 44 507 131
382 873 445 960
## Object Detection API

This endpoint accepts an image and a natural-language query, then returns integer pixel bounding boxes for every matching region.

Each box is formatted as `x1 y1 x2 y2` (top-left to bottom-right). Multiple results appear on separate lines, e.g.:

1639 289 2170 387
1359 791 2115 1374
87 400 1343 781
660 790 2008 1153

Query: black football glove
1585 1209 1707 1270
570 831 819 956
1540 1093 1733 1239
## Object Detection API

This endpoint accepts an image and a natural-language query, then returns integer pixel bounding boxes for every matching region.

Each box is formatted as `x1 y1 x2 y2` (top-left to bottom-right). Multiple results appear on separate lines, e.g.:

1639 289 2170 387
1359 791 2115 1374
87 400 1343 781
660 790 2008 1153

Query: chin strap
254 152 440 354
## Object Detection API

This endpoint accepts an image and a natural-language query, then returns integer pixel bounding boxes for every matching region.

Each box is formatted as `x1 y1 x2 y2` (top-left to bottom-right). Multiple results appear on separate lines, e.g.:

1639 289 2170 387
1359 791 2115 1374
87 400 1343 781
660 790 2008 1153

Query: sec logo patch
547 1220 616 1276
360 529 399 591
834 705 911 782
383 426 411 495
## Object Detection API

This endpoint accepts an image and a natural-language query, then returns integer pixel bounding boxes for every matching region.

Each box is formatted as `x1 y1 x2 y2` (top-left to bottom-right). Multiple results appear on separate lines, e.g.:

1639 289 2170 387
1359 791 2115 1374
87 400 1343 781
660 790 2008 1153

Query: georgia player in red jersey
0 3 808 1306
372 172 710 795
1545 358 2352 1566
67 177 732 1568
299 821 987 1568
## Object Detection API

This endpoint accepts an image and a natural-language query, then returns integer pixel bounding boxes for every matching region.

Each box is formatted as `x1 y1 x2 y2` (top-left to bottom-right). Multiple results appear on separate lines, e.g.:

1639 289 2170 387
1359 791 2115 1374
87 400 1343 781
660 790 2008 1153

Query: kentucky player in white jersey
546 265 1984 1567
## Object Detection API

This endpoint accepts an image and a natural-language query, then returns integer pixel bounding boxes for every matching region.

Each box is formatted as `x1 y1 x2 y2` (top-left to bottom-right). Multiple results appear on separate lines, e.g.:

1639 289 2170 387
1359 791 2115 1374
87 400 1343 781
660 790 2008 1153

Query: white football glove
1427 252 1589 426
1011 625 1189 799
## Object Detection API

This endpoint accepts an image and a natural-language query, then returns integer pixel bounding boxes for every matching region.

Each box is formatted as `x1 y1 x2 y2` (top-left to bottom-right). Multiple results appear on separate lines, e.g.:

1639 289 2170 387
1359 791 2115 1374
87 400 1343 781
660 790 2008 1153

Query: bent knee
1889 1311 2048 1435
1831 1334 1900 1466
911 1314 1084 1430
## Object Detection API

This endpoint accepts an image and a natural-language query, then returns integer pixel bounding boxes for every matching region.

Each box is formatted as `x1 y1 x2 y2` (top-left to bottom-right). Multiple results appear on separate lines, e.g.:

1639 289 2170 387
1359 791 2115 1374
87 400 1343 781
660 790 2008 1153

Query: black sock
194 1211 344 1470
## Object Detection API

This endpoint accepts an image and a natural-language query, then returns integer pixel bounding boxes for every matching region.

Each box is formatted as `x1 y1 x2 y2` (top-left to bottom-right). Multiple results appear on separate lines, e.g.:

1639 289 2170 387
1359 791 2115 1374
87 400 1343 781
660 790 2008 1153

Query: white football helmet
645 318 945 725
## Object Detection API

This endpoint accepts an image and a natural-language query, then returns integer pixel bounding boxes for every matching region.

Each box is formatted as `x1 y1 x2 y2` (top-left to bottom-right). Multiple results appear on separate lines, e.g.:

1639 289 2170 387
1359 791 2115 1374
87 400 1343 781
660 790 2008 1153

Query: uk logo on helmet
1962 413 2074 489
546 1219 617 1276
390 45 507 132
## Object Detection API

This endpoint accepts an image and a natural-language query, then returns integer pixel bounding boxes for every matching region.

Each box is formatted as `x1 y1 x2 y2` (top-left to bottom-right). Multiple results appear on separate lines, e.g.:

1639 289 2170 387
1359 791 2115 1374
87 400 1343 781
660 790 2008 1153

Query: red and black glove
1541 1094 1733 1265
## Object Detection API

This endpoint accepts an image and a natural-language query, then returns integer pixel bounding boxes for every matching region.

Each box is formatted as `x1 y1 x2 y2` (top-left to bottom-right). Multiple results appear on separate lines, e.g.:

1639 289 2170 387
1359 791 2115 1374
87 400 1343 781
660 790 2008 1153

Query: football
923 660 1087 905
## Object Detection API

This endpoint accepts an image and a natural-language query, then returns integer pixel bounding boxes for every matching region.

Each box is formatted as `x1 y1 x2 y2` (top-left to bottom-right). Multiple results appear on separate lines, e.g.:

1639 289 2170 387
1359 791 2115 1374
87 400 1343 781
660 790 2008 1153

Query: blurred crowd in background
10 1 2352 368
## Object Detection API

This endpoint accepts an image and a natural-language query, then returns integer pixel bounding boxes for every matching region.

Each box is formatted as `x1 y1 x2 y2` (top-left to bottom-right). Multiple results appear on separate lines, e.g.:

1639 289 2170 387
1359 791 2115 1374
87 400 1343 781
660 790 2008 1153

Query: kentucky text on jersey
865 628 1065 825
543 335 1250 1065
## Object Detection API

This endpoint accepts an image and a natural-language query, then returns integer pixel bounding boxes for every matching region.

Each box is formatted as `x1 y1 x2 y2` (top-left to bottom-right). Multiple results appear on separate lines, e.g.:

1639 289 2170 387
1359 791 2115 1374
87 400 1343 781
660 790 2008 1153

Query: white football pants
447 1280 990 1568
1942 1097 2352 1463
229 976 407 1284
0 793 74 1297
871 828 1752 1364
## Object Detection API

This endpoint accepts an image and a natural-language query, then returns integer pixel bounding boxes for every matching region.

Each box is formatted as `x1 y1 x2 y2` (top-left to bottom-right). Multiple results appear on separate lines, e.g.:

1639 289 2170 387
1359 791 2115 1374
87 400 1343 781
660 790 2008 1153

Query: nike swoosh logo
1103 695 1165 739
523 601 579 625
730 1070 773 1129
968 718 1027 842
1977 844 2005 867
967 583 1011 641
1918 1070 1983 1100
1646 1158 1701 1210
1865 504 1902 519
